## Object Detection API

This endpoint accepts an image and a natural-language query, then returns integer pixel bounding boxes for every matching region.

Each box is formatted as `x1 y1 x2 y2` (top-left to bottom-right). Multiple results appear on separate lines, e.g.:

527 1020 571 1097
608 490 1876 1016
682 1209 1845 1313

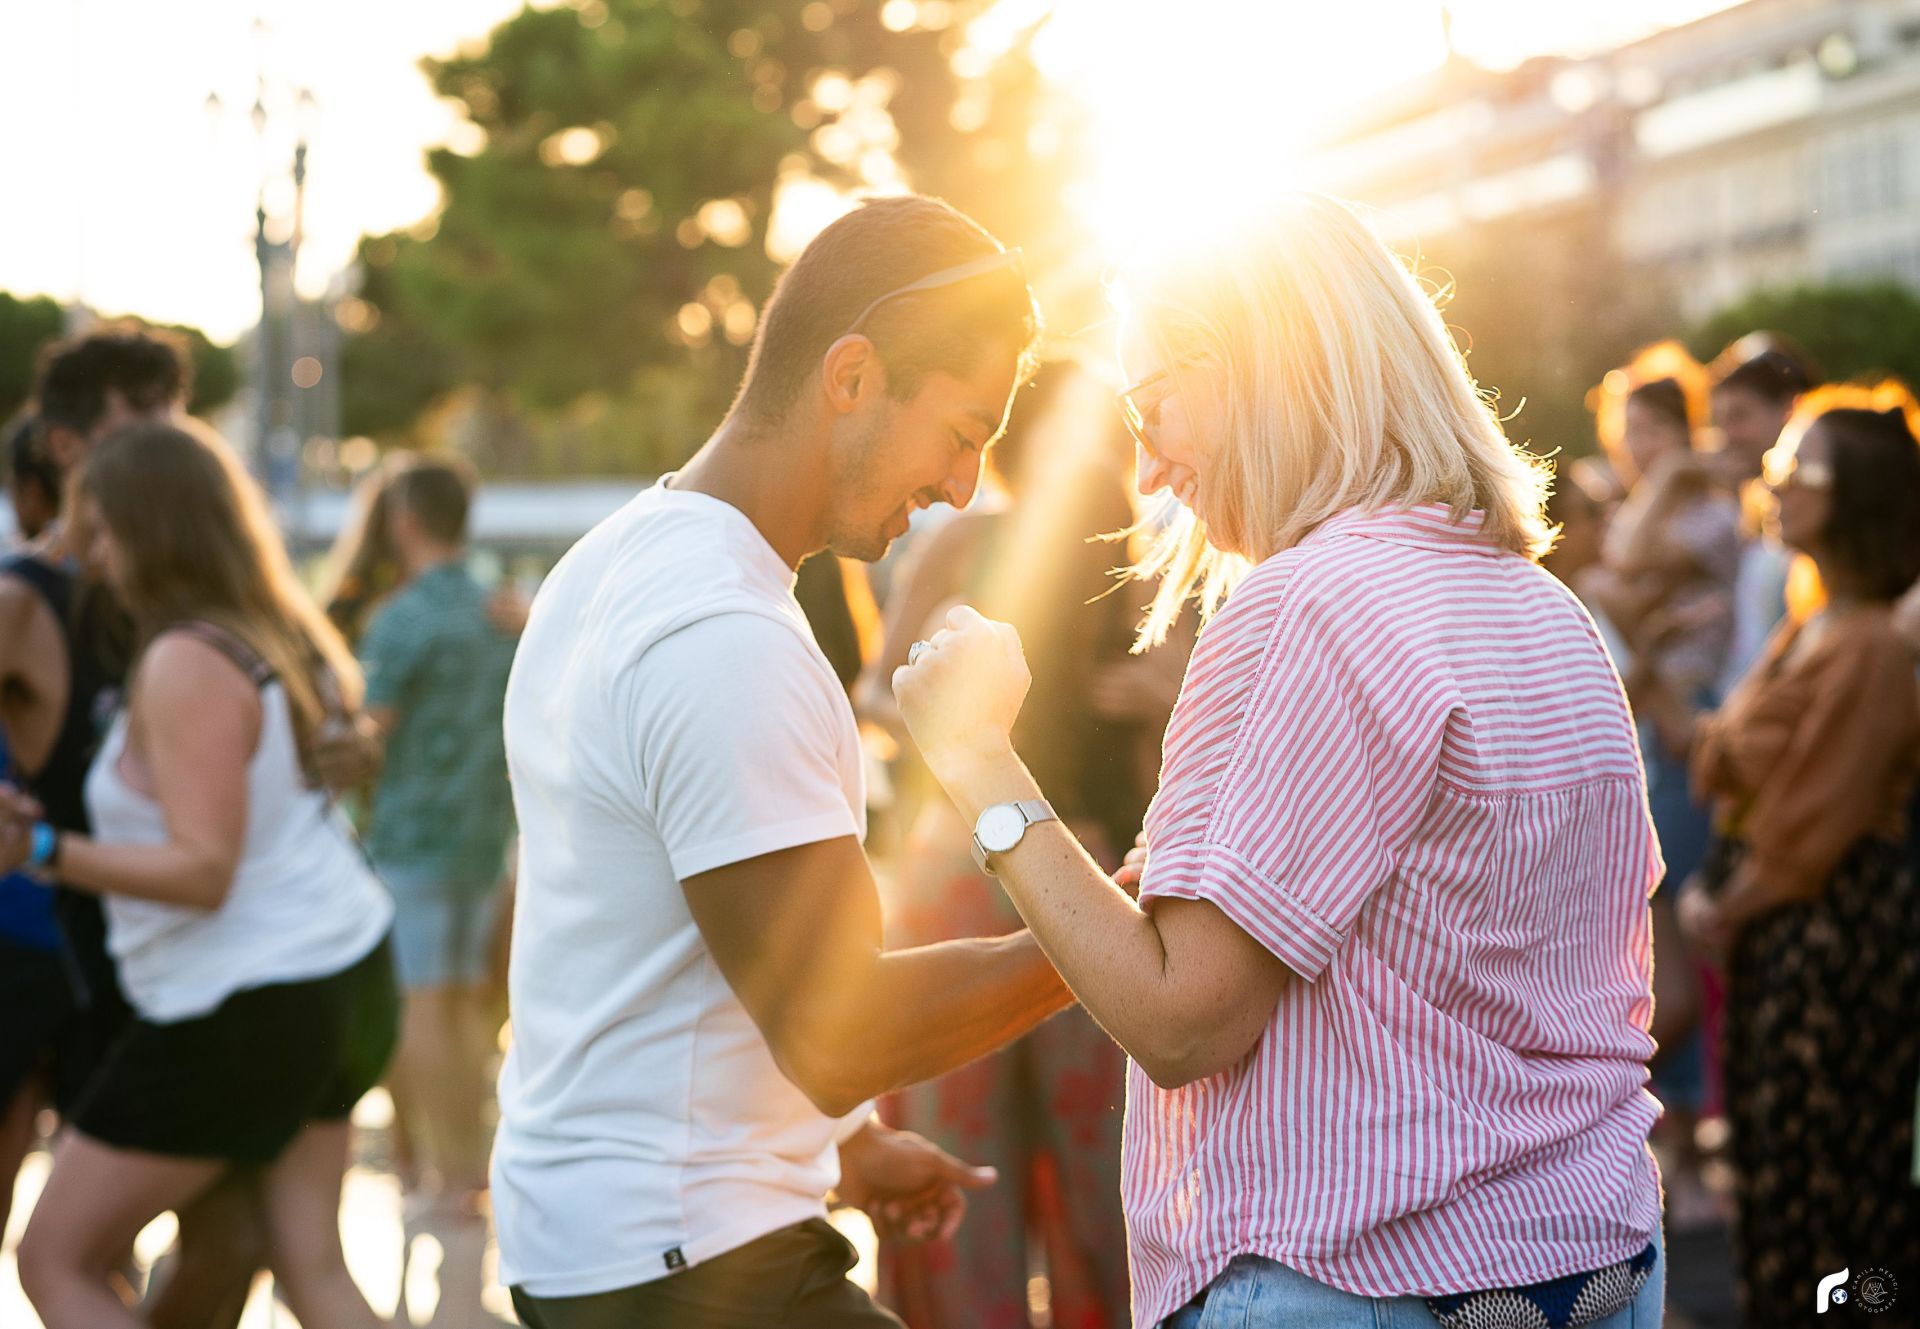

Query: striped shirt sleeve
1139 565 1456 981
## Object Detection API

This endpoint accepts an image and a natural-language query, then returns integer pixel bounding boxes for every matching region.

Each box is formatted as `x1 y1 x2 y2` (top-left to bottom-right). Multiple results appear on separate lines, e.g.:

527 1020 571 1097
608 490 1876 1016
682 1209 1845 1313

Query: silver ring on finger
907 640 933 667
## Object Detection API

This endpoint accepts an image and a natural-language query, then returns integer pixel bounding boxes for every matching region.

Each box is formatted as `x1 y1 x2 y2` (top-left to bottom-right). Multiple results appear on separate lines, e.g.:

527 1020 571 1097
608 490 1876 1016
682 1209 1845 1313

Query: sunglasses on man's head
842 248 1028 339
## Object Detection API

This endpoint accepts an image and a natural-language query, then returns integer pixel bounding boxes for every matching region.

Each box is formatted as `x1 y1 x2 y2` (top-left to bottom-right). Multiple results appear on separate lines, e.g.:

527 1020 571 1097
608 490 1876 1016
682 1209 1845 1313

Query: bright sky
0 0 1739 344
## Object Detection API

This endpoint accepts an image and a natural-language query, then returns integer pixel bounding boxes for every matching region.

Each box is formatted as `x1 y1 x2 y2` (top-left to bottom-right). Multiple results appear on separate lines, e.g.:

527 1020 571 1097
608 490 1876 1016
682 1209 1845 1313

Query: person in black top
7 412 62 542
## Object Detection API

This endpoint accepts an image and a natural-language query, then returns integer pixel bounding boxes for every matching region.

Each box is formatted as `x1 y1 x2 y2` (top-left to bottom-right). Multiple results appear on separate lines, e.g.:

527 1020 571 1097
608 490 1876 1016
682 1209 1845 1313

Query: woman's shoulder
1195 543 1387 679
1807 604 1917 675
135 628 269 712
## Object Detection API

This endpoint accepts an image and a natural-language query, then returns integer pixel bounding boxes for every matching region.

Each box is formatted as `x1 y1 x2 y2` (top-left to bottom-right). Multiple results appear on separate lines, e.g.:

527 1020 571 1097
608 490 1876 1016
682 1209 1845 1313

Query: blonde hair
1115 194 1553 649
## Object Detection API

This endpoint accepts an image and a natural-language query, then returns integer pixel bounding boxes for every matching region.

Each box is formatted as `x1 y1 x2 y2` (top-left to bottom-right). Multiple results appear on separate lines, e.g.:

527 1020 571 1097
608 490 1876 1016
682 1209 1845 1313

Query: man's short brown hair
731 196 1040 427
387 454 476 546
36 325 190 435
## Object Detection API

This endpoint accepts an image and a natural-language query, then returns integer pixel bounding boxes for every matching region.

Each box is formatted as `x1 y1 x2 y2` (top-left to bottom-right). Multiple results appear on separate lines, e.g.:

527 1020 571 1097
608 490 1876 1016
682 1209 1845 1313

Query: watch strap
1011 799 1057 831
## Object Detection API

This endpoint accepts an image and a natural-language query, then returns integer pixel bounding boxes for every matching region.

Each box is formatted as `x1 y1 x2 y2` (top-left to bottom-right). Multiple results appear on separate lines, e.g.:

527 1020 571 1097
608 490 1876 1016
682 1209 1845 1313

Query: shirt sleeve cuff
1139 840 1346 982
666 809 863 881
834 1103 878 1144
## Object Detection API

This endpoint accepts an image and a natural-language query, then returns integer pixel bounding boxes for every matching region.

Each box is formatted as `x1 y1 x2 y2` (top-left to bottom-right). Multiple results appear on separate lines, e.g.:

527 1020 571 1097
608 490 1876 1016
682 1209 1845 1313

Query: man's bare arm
683 835 1071 1116
0 573 65 774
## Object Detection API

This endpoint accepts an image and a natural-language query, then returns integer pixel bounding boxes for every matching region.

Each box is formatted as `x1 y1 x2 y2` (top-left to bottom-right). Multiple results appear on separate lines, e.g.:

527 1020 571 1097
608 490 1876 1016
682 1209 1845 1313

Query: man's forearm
822 931 1071 1110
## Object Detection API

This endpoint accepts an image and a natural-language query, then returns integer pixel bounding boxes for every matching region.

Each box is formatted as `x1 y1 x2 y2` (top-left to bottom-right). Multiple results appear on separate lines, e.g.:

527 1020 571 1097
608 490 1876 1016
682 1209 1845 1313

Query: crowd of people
0 188 1914 1329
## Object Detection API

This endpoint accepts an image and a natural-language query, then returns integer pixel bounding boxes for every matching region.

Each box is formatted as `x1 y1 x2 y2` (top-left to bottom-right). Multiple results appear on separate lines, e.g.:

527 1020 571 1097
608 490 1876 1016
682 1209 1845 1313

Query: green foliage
340 0 1070 474
0 291 66 424
158 320 240 417
1689 280 1920 390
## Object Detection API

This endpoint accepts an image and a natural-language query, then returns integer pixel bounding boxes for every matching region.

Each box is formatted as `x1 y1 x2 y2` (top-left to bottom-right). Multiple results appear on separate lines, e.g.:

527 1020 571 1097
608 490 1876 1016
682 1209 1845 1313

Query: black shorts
68 935 399 1165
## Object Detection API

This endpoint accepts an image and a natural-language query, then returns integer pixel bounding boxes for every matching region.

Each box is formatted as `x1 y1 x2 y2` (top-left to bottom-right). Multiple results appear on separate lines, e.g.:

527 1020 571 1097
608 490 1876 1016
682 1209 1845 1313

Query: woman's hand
1112 831 1149 899
309 711 385 793
0 784 44 873
892 606 1031 784
1676 879 1731 964
836 1120 996 1244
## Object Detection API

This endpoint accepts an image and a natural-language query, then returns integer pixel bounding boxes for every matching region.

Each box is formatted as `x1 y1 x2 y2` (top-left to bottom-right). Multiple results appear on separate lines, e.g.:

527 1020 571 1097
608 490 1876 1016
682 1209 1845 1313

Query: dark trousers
510 1219 905 1329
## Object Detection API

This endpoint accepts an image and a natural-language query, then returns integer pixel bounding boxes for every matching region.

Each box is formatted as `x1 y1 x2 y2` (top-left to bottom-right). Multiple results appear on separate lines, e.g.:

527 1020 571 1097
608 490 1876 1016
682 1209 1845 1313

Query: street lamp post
211 19 318 531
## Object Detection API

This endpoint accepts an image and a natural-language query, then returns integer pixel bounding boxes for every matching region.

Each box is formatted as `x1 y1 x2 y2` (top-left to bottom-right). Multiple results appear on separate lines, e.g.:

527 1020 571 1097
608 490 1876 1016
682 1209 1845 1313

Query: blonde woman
894 195 1665 1328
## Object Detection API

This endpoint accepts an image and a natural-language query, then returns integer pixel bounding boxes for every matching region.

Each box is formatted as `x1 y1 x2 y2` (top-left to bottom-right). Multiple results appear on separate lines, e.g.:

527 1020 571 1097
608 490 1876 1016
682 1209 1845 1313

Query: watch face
977 804 1028 855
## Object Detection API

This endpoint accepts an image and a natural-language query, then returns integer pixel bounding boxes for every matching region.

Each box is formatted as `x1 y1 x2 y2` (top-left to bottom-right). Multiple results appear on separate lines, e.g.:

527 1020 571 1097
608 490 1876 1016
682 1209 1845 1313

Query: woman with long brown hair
2 420 398 1329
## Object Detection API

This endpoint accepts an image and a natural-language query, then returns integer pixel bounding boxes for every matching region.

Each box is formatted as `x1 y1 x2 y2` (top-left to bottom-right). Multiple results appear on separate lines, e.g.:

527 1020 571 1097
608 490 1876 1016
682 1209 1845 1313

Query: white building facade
1308 0 1920 318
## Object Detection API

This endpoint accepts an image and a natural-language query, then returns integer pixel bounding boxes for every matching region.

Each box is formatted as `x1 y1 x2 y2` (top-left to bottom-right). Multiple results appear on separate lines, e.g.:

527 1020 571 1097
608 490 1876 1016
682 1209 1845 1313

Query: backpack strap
165 621 277 690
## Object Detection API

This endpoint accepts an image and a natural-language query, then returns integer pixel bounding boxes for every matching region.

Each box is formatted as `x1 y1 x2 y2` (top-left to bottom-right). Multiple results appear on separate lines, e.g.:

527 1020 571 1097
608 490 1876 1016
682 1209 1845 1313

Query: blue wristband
27 822 58 870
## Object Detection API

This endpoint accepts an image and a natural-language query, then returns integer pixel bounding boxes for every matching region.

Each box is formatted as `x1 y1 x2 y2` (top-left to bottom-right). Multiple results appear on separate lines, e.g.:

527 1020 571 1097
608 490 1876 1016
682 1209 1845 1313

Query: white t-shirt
492 480 870 1298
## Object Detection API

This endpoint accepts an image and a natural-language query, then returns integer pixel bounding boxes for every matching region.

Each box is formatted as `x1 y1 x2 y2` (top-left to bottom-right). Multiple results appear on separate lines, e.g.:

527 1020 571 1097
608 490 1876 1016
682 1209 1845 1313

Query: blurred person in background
0 724 68 1242
0 329 277 1329
1541 463 1609 589
1631 384 1920 1322
0 414 73 1242
325 463 405 645
797 552 877 695
8 412 63 542
327 460 532 648
1 412 72 1236
4 420 398 1329
356 454 516 1230
896 194 1663 1329
1587 354 1739 1231
859 361 1160 1329
1705 334 1817 694
1590 365 1741 700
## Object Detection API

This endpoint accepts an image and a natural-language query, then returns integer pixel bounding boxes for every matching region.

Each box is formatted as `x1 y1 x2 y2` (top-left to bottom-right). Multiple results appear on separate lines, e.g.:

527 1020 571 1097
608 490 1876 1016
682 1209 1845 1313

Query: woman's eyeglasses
1117 368 1175 454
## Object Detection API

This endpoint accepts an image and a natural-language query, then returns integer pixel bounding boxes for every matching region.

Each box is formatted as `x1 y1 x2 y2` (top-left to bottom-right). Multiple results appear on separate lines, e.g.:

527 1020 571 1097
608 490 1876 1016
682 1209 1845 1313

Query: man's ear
820 335 883 416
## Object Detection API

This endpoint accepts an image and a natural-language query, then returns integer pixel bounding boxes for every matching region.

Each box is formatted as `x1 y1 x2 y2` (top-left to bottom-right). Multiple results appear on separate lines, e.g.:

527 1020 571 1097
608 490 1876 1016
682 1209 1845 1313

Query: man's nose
943 450 984 509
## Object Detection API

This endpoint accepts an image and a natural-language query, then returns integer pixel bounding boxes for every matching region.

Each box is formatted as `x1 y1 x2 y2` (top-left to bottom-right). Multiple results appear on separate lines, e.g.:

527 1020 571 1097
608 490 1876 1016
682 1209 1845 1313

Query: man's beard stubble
822 405 898 563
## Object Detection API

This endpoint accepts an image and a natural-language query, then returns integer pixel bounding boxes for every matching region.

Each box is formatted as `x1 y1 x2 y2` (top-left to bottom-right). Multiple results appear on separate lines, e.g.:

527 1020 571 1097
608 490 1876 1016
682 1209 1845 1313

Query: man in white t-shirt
495 197 1073 1328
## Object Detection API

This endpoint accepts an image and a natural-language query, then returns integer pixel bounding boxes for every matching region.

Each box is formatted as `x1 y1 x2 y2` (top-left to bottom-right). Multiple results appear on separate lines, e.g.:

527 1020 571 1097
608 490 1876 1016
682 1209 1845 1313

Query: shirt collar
1304 503 1503 556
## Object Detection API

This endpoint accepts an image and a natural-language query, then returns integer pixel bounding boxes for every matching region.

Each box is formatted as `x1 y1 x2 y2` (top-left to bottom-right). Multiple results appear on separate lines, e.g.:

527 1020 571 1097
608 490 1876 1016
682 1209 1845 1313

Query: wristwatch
971 799 1058 876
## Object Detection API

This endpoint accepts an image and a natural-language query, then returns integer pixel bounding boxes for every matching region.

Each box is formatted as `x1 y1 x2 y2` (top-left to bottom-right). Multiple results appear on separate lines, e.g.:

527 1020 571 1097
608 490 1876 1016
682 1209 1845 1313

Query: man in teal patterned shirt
360 455 515 1211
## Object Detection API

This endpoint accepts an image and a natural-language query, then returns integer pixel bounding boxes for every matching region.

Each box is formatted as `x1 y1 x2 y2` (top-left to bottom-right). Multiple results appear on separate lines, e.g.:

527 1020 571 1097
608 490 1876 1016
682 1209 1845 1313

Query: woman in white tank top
0 421 396 1329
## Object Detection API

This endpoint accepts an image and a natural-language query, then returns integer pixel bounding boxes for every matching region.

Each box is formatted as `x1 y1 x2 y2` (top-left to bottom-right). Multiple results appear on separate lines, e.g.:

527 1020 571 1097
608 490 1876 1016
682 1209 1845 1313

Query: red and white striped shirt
1128 504 1663 1326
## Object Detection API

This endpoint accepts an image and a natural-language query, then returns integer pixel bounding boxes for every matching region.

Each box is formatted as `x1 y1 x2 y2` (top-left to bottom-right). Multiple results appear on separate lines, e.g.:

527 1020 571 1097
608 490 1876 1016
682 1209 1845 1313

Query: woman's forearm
53 832 231 910
933 744 1209 1076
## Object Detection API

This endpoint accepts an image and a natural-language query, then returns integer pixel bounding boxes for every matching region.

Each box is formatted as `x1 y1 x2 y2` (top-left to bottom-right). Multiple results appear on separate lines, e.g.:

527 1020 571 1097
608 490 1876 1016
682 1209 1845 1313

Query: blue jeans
1160 1229 1664 1328
375 864 504 989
